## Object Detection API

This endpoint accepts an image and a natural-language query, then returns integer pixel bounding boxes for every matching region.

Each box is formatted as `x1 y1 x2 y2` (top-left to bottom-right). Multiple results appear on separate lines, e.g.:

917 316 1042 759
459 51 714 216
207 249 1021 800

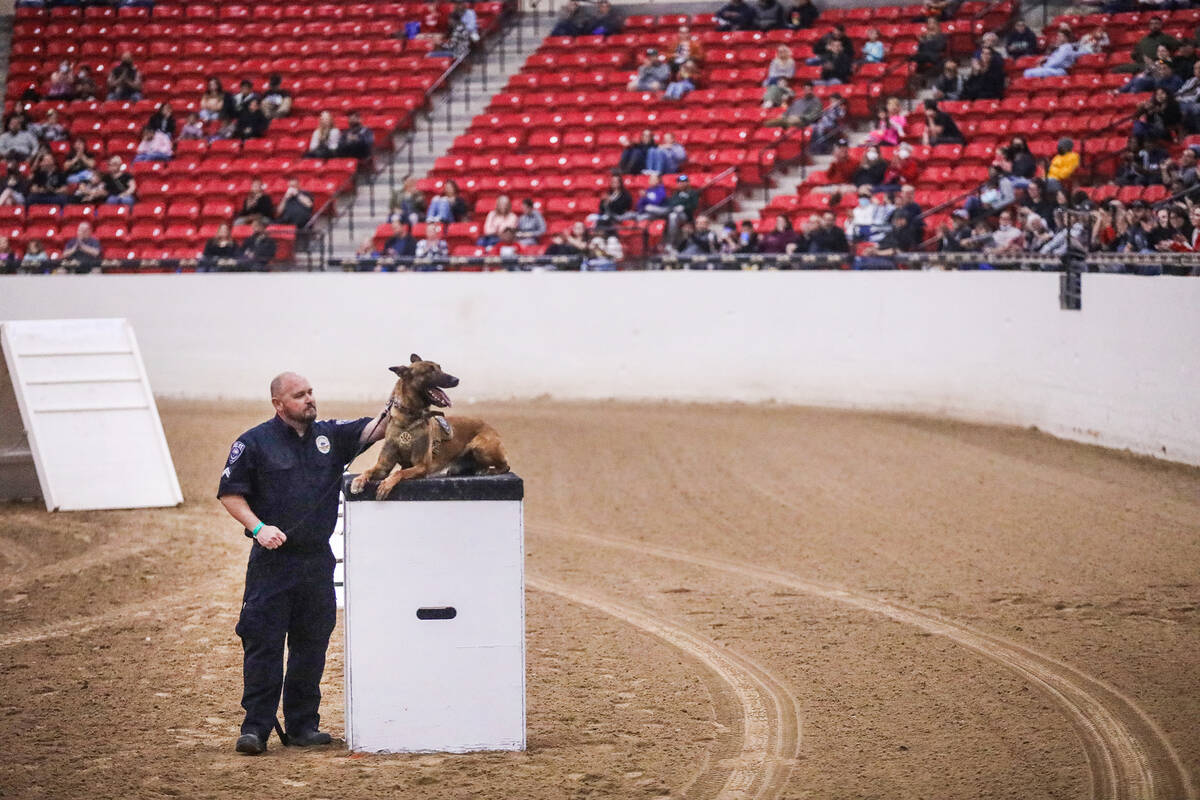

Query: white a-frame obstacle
0 318 182 511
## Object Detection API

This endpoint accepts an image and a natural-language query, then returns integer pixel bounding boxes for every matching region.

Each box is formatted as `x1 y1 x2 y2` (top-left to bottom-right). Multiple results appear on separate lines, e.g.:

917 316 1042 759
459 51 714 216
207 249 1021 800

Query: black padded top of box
343 472 523 502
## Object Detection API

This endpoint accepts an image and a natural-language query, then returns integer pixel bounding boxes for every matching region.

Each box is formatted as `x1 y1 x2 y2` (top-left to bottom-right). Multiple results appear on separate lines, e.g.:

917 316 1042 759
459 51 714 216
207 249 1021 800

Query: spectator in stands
635 172 670 219
383 220 418 257
618 130 656 174
238 218 277 269
787 0 820 29
670 25 705 70
0 116 38 163
107 52 143 101
1133 87 1183 146
62 222 103 272
415 222 450 264
0 236 16 275
27 151 67 205
763 78 795 108
1117 17 1180 74
1005 20 1039 58
75 171 108 204
938 209 974 251
230 80 259 118
19 240 47 273
589 174 633 231
0 173 26 206
664 62 698 101
811 210 850 253
990 137 1034 184
982 209 1023 253
846 187 893 242
912 17 948 73
865 106 903 147
31 109 66 144
893 183 925 237
646 132 686 175
753 0 786 31
823 138 855 186
852 146 887 187
389 177 426 225
933 59 964 100
485 227 526 263
1122 57 1183 94
766 45 797 86
920 99 965 145
200 77 233 123
1161 146 1200 190
1046 138 1080 193
966 167 1015 218
199 223 239 270
665 175 700 239
45 61 75 100
550 0 591 37
1024 29 1085 79
732 220 760 252
253 75 291 121
146 102 177 139
760 215 801 253
882 143 920 187
765 81 823 127
583 231 622 269
590 0 623 36
717 0 757 31
276 178 314 228
236 178 275 225
815 38 852 84
544 231 581 257
426 179 468 223
72 66 99 102
812 24 854 61
922 0 961 21
961 51 1002 100
101 156 136 206
856 212 917 266
629 49 671 92
861 28 886 64
479 195 519 247
235 97 270 140
516 197 547 244
338 112 374 159
180 113 204 140
63 138 95 184
133 127 173 162
560 221 590 254
307 111 341 158
810 93 845 150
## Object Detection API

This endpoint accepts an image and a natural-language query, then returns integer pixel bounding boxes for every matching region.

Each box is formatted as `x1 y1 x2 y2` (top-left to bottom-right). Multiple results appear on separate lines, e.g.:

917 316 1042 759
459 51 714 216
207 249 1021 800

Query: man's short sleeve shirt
218 415 371 552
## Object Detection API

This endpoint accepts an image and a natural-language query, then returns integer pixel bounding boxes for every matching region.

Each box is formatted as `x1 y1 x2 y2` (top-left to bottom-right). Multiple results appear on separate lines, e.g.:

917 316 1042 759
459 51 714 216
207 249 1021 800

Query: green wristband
251 522 265 537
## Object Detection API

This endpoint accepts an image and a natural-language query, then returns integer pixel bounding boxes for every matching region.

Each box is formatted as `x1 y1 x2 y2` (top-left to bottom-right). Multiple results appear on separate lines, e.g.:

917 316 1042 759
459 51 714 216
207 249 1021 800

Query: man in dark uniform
218 372 385 755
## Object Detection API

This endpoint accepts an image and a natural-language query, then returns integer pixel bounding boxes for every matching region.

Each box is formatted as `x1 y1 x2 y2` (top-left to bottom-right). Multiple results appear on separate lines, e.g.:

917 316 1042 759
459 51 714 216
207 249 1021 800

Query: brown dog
348 354 509 500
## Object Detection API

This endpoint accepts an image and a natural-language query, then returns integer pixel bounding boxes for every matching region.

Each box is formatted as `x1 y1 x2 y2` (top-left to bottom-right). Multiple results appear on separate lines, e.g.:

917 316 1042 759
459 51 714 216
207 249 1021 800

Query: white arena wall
1 272 1197 465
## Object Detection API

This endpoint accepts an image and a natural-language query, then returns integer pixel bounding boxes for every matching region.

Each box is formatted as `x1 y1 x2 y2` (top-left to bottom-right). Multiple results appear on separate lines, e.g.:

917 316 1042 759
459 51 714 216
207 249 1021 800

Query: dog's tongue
428 387 451 407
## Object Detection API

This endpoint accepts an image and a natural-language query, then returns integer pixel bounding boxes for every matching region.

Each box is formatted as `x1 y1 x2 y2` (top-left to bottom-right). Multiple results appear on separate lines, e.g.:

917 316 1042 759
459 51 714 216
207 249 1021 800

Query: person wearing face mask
882 143 919 187
845 188 892 243
852 146 887 188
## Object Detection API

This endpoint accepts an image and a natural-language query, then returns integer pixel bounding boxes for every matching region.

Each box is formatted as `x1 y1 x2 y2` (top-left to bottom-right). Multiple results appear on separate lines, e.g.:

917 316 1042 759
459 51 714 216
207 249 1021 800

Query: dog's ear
389 365 410 377
410 353 422 364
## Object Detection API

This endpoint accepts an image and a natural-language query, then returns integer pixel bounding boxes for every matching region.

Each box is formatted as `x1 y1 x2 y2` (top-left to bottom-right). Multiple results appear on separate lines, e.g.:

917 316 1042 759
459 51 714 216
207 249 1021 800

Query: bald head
270 371 304 400
270 372 316 433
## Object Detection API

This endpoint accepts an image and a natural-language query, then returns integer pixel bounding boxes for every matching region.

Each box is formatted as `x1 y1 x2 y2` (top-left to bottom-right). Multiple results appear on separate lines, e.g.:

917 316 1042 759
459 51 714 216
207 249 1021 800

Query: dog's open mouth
424 387 452 408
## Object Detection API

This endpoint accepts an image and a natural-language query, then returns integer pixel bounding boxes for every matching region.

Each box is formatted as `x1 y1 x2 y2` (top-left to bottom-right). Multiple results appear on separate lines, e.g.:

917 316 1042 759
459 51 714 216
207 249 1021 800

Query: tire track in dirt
0 578 228 649
532 523 1194 800
2 541 154 592
528 574 802 800
0 535 38 590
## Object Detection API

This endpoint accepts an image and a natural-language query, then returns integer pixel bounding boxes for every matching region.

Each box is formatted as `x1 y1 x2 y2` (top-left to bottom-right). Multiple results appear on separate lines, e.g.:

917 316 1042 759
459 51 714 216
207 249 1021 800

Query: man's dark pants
236 551 336 739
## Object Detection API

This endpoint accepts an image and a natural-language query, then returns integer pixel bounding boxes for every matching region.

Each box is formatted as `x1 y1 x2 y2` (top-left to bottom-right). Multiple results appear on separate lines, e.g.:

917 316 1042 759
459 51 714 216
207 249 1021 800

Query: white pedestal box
341 473 525 754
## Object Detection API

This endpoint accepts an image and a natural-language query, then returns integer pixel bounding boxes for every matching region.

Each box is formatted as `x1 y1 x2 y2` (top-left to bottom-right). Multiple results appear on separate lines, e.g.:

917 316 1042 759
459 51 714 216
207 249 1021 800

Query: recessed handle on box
416 606 457 620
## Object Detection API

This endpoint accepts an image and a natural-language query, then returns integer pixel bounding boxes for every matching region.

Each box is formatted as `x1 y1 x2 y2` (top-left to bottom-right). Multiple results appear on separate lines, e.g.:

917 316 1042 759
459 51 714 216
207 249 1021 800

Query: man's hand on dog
255 525 287 549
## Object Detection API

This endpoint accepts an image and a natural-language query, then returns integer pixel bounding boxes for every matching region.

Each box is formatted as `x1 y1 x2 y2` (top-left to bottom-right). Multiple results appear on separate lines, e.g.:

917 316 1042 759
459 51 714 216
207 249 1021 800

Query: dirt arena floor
1 399 1197 800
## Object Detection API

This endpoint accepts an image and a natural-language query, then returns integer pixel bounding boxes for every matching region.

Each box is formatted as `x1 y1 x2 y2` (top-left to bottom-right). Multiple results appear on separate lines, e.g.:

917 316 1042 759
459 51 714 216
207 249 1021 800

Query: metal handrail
23 250 1200 275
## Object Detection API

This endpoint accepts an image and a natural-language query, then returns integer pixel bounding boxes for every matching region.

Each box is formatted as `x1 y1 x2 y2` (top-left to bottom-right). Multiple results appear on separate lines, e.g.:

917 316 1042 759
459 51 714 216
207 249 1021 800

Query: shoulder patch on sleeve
228 441 246 465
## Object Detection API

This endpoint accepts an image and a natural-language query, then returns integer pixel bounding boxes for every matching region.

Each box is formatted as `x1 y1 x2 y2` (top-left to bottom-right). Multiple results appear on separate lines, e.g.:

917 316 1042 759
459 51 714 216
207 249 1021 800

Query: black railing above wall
11 251 1200 275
